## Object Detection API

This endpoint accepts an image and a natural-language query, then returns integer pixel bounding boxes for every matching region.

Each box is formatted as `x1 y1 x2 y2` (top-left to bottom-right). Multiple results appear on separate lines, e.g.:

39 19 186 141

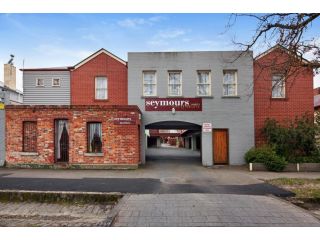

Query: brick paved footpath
113 194 320 227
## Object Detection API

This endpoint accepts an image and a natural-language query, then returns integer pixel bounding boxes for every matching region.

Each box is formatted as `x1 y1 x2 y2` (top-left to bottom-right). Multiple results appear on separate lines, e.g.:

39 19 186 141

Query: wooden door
213 129 228 164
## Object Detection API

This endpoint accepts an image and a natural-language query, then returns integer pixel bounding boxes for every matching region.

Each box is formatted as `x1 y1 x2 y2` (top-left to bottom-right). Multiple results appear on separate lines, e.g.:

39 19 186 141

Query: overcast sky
0 13 319 91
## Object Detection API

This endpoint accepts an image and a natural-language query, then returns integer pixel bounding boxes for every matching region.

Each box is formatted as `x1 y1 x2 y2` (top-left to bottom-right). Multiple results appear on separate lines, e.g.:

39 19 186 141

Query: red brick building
254 45 314 145
5 105 141 169
71 48 128 105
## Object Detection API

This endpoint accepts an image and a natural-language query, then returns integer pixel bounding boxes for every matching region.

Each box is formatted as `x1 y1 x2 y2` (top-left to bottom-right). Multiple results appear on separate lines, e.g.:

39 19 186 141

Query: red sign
145 98 202 111
113 117 136 125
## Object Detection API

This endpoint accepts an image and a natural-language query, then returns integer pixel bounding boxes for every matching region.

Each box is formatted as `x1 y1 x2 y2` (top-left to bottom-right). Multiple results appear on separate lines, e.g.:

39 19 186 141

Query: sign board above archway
145 98 202 111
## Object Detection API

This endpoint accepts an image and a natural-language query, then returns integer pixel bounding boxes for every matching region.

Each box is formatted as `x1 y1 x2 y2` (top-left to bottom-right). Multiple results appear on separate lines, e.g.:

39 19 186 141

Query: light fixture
172 108 176 115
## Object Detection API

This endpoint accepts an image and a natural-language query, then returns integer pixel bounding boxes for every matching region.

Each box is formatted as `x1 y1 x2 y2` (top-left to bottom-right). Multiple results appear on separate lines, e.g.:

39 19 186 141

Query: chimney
4 63 16 91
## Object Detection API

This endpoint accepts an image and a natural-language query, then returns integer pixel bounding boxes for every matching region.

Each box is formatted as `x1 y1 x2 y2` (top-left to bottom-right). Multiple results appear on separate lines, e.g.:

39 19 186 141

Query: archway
144 121 202 166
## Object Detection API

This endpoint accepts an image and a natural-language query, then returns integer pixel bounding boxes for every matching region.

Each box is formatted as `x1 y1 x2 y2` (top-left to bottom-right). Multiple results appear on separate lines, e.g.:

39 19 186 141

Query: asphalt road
0 176 294 197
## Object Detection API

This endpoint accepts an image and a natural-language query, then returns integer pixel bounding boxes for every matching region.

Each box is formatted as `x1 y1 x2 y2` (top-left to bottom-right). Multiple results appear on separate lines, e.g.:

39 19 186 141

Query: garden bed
249 163 320 172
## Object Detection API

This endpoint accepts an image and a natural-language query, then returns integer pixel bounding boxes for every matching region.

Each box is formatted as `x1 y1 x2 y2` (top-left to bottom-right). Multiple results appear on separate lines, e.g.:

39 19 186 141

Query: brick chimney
4 63 16 90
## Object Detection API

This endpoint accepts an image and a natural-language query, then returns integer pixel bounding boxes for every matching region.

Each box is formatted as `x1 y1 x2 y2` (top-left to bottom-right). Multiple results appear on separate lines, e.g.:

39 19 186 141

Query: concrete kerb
109 194 132 227
0 189 123 205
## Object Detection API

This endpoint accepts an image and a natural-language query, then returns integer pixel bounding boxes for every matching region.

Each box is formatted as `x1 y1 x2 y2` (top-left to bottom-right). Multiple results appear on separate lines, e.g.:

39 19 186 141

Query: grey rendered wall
0 109 4 166
23 71 70 105
128 51 254 166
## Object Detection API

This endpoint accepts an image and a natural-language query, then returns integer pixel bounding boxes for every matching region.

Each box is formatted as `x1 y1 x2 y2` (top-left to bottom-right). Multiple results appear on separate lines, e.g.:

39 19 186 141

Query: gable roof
72 48 127 69
254 44 311 65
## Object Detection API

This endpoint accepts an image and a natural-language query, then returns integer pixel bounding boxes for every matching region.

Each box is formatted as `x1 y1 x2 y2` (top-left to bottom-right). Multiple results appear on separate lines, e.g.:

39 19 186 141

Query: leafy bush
245 146 287 172
262 113 320 163
245 146 276 164
263 155 287 172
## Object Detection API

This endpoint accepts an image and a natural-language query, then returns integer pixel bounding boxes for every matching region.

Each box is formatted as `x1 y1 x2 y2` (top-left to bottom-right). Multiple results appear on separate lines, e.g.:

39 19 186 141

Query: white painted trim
35 78 44 87
222 70 238 97
168 71 182 97
73 49 126 70
94 76 108 100
52 77 61 87
271 74 286 99
196 70 212 97
142 70 157 97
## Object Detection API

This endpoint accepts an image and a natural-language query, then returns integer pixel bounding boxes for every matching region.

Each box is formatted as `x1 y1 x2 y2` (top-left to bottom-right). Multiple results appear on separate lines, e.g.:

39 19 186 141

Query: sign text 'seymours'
145 98 202 111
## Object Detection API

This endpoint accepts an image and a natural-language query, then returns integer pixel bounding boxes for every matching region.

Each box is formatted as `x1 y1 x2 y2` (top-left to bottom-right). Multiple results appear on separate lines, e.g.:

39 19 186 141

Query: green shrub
244 146 274 164
263 155 287 172
245 146 287 172
262 113 320 163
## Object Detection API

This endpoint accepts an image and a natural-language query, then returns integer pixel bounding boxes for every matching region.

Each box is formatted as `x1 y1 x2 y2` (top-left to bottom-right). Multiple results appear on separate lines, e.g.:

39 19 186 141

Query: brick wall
254 47 314 145
5 105 141 167
71 52 128 105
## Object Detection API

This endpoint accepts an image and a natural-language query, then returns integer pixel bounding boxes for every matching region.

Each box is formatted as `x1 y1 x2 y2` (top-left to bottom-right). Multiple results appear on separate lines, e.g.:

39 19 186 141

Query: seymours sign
145 98 202 111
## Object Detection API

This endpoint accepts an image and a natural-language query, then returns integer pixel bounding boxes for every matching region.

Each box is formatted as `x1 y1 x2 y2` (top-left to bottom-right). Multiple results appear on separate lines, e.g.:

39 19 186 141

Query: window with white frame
197 71 211 96
168 71 182 96
36 78 44 87
52 78 60 87
143 71 157 96
272 75 285 98
223 70 237 96
95 76 108 100
87 122 102 153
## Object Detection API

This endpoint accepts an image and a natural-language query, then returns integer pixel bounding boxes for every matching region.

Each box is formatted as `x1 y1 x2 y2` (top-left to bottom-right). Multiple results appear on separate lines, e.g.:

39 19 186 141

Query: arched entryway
144 121 202 167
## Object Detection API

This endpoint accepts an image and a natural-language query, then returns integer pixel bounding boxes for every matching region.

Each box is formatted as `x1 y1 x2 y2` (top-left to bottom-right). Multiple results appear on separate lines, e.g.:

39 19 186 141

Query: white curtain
95 77 107 99
55 120 68 159
169 73 181 96
88 123 102 152
197 72 210 96
143 72 156 96
223 71 236 96
272 76 285 97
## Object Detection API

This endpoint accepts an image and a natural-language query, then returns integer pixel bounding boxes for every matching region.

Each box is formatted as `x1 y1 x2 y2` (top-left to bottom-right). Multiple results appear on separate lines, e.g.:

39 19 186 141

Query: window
36 78 44 87
52 78 60 87
87 122 102 153
168 71 182 96
272 75 285 98
143 71 157 96
223 70 237 96
95 77 108 100
23 121 37 152
197 71 211 96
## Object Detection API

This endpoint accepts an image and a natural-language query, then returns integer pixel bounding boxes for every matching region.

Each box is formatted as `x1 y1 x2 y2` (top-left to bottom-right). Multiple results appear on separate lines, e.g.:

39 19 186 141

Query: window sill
20 152 39 156
141 96 159 99
84 152 104 157
166 96 184 98
270 97 288 101
93 99 109 102
221 96 240 99
196 96 214 99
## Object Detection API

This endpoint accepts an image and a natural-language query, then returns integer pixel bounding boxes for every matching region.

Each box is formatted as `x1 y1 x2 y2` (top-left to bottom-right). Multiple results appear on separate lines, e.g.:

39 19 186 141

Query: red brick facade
5 105 141 168
71 50 128 105
254 47 314 145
